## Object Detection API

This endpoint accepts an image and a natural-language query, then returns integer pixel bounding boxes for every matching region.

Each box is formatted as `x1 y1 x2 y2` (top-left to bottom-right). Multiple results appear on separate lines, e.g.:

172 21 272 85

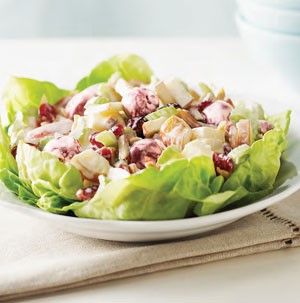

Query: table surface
1 38 299 303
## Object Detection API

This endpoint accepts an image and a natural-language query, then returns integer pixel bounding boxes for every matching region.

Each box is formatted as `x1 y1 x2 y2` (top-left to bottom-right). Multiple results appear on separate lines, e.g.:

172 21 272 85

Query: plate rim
1 176 300 233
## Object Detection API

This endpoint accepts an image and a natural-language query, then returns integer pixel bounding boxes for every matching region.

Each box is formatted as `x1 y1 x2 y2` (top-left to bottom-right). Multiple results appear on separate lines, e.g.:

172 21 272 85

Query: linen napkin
0 191 300 302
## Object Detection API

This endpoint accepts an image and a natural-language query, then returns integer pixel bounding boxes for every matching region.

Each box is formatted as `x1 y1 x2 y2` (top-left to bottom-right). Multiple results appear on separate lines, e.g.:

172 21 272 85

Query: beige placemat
0 191 300 302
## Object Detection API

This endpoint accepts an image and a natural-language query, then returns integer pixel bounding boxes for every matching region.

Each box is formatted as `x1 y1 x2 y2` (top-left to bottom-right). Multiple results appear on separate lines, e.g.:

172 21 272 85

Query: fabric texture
0 191 299 301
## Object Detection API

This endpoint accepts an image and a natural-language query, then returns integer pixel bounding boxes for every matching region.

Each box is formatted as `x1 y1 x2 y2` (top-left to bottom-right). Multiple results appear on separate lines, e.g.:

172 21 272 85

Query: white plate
1 95 300 242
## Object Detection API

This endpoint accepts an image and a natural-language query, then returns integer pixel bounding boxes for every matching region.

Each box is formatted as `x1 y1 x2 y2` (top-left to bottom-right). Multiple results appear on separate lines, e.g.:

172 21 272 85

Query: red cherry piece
38 103 57 123
89 132 104 149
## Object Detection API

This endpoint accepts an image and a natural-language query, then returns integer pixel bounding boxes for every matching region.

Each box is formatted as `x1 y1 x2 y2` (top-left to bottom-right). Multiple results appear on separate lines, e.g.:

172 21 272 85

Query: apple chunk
165 78 194 108
154 81 175 105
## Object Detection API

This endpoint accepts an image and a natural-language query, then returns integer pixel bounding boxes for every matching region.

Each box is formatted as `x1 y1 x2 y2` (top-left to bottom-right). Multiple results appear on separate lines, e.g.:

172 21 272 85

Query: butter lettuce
74 125 291 220
0 122 37 205
224 129 285 192
230 101 265 123
0 56 293 220
76 54 153 90
2 77 69 126
267 110 291 136
74 156 219 220
15 141 83 212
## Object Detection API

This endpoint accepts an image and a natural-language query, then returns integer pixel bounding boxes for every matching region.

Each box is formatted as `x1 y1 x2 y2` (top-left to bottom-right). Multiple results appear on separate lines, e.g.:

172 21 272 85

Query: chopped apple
188 89 200 101
189 107 206 121
160 116 192 150
85 102 124 115
182 139 212 158
200 138 224 153
154 81 175 105
143 116 167 138
165 78 194 108
115 78 133 97
70 149 110 181
192 126 225 141
87 111 125 132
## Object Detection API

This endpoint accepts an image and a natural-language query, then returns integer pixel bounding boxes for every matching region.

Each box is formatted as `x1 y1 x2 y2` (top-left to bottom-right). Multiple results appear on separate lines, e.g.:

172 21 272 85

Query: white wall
0 0 237 37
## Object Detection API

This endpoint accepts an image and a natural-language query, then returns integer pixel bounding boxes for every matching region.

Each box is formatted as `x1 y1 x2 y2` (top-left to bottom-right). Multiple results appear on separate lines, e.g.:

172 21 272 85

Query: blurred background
0 0 237 38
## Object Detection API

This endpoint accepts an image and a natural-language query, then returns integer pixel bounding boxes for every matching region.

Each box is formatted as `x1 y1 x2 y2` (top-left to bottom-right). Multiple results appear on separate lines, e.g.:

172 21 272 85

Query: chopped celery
95 131 117 148
199 82 215 99
85 96 110 108
145 106 177 121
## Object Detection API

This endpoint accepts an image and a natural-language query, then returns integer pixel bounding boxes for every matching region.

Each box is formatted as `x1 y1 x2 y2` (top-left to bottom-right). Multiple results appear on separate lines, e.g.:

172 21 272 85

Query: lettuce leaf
72 128 285 220
2 77 69 125
76 54 153 90
0 121 37 205
16 141 83 202
230 101 265 123
194 186 249 216
36 192 83 214
267 110 291 136
74 156 219 220
224 129 284 193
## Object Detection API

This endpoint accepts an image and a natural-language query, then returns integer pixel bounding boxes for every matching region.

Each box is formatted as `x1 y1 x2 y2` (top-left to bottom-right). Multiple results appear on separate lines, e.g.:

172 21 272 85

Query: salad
0 54 291 220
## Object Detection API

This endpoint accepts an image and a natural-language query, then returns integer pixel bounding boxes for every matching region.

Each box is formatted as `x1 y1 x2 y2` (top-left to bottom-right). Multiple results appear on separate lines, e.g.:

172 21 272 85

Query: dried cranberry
197 100 212 112
72 102 86 117
111 124 124 138
223 143 232 155
119 164 130 172
11 146 17 158
166 103 181 109
38 103 57 123
76 185 99 201
89 132 104 149
99 147 113 163
213 153 233 176
127 116 146 137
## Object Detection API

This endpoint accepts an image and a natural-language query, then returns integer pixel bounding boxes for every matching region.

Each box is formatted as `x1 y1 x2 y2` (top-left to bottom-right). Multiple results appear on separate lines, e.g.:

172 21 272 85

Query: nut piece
118 135 130 160
160 116 192 150
176 109 202 128
236 119 251 146
65 84 100 119
44 136 81 162
203 101 233 125
228 119 252 148
122 88 159 118
70 149 110 181
129 139 163 169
